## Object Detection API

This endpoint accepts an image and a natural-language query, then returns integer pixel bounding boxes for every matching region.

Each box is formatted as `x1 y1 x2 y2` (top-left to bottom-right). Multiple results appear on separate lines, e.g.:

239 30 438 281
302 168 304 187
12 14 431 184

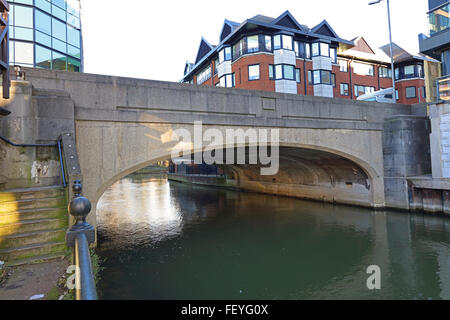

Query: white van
357 88 394 103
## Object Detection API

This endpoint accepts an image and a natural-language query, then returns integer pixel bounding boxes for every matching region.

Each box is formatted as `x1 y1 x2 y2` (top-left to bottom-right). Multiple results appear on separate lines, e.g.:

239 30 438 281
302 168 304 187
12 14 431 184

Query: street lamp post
369 0 396 104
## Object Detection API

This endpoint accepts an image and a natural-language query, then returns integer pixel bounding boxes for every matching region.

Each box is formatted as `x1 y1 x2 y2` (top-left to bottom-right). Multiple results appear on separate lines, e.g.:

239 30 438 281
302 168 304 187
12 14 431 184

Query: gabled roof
351 36 376 54
310 20 340 39
272 10 305 31
184 61 194 76
195 37 215 64
219 19 240 42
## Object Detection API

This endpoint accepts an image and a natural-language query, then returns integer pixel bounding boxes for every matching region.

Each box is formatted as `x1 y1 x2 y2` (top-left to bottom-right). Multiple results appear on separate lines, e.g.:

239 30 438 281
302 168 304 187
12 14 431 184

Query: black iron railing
66 180 98 300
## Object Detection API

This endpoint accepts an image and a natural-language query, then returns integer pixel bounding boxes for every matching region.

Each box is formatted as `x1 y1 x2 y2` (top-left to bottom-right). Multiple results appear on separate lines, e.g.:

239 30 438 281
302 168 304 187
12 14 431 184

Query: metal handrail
66 180 98 300
74 232 98 300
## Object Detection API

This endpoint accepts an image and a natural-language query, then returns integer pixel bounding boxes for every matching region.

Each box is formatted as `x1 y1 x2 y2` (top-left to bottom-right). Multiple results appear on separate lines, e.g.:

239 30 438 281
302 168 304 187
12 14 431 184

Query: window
273 64 296 81
395 68 400 80
379 66 392 78
354 85 375 97
320 43 329 57
311 43 319 56
295 42 311 59
422 86 426 99
406 86 416 98
274 34 293 50
308 70 313 84
52 18 66 42
35 0 51 13
417 64 424 78
15 41 34 65
219 73 235 88
340 83 349 96
248 65 260 81
330 47 337 63
52 4 66 21
404 65 415 78
197 66 211 85
265 35 272 52
275 64 283 80
269 64 274 80
395 89 399 100
52 51 67 70
67 57 80 72
311 42 330 57
247 35 259 53
14 5 33 28
311 70 332 85
274 35 281 50
36 45 52 69
282 35 293 50
338 59 348 72
67 26 80 48
295 68 301 83
429 4 450 34
331 73 336 87
219 47 232 64
35 10 51 35
353 62 374 76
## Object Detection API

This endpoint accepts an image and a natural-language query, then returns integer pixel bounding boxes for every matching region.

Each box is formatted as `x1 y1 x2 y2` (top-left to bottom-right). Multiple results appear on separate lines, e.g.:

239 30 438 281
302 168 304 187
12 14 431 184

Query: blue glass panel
52 18 66 42
36 45 52 69
14 27 33 41
52 37 67 53
35 0 52 14
52 0 66 10
67 57 81 72
67 25 80 48
66 0 80 17
35 30 52 47
35 10 51 35
67 44 80 58
52 4 66 21
52 51 67 70
67 13 80 29
14 5 33 28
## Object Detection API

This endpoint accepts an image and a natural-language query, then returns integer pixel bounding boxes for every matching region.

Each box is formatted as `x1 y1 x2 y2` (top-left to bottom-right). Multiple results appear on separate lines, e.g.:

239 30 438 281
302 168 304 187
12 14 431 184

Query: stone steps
0 228 66 249
0 186 69 266
0 207 67 225
0 241 67 262
5 253 67 267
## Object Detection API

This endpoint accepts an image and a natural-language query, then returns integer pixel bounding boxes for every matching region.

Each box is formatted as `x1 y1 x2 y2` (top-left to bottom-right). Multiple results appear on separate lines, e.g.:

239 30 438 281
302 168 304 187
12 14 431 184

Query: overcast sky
80 0 429 82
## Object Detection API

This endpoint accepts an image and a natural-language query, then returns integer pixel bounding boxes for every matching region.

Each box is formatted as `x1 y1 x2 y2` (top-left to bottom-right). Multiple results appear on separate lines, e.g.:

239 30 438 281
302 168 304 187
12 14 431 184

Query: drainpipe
349 58 354 100
303 57 307 95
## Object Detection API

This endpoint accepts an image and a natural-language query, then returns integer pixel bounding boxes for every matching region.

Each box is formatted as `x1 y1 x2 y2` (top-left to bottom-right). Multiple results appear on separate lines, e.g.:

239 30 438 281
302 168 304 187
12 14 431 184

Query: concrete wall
0 81 75 190
382 115 432 209
429 102 450 178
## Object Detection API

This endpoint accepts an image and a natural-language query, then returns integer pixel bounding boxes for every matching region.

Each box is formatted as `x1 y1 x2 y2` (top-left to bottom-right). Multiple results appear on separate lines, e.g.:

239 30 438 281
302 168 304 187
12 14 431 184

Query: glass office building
8 0 83 72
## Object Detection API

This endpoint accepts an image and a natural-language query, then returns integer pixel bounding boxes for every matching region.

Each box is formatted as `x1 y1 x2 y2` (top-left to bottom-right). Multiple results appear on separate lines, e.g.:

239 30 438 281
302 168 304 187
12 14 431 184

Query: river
96 174 450 300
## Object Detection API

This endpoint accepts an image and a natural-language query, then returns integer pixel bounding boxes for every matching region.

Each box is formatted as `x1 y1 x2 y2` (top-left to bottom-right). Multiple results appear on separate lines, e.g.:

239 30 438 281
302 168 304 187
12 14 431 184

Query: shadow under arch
93 142 383 216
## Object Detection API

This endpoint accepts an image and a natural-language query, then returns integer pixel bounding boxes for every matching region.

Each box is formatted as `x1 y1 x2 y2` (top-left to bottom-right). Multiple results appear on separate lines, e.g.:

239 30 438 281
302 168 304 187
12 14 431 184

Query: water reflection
96 175 450 300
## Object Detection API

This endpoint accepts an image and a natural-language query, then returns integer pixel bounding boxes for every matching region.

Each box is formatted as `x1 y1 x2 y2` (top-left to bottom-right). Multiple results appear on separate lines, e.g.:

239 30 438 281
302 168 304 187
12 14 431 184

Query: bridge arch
90 140 384 230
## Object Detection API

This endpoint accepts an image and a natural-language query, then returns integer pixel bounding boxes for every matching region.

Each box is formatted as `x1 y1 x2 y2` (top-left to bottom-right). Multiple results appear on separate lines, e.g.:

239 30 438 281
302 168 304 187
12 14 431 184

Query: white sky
80 0 429 82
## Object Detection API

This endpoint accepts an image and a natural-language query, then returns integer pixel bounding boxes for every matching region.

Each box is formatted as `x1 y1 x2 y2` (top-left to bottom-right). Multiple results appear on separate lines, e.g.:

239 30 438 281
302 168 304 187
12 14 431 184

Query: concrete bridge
0 68 432 228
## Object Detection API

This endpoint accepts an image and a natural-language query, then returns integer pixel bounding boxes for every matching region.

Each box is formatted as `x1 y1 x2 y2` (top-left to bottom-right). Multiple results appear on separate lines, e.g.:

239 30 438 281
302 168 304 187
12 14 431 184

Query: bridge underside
185 147 372 207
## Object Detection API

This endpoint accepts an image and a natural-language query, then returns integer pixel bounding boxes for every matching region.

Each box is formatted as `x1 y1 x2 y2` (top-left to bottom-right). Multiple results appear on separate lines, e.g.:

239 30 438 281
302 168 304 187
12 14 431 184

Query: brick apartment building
182 10 438 105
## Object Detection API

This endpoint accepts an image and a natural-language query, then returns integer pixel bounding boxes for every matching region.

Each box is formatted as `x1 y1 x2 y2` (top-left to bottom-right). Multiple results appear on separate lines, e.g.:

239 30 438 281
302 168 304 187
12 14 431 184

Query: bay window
273 34 293 50
219 73 235 88
311 70 332 85
311 42 330 57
